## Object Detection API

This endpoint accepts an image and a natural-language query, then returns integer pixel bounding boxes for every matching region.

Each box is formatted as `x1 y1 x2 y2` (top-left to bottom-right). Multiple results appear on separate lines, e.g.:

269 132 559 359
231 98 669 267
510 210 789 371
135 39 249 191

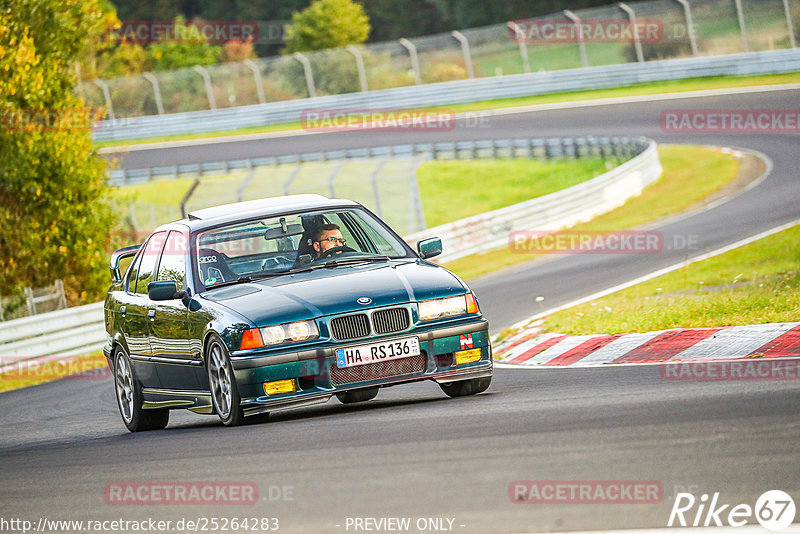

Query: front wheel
439 376 491 398
207 335 245 426
113 347 169 432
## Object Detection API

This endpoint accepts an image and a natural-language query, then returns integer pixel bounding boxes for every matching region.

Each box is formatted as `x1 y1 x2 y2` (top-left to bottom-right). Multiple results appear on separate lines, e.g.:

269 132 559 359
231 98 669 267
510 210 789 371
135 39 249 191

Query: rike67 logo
668 490 796 531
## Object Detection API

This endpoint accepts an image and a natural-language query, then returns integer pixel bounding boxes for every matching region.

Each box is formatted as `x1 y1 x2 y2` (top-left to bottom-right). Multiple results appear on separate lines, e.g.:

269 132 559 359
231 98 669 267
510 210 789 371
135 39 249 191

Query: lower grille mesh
330 353 427 386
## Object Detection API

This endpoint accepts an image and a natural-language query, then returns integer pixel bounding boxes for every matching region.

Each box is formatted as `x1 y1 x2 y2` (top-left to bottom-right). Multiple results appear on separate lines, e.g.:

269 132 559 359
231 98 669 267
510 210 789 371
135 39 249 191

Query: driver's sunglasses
318 236 347 245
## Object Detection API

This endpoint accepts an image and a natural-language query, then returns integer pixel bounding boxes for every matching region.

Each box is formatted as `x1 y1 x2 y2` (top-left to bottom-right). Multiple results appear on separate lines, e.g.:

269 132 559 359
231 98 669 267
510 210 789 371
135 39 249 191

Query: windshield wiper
318 255 390 268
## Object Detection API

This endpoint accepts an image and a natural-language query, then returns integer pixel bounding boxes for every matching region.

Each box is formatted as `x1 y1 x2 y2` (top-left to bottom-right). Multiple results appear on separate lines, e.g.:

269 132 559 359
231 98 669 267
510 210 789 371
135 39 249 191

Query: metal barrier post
733 0 750 52
369 159 388 218
193 65 217 110
563 10 589 68
142 73 165 115
507 21 531 73
783 0 797 49
451 31 475 79
244 59 267 104
292 53 317 98
93 79 115 121
674 0 699 56
327 161 345 197
399 38 422 85
619 2 644 63
346 45 369 92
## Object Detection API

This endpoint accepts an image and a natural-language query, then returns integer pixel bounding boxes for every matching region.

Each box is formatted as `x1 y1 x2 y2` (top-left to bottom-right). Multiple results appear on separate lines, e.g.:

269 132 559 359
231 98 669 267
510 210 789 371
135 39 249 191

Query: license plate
335 336 420 368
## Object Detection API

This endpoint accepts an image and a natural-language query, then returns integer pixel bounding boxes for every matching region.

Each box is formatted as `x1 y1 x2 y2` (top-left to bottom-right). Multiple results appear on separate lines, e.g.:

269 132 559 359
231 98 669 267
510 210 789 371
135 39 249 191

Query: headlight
417 294 478 321
240 320 319 350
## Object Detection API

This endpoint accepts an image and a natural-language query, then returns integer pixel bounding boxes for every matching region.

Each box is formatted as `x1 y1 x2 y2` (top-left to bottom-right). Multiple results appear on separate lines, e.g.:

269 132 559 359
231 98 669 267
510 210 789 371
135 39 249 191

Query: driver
312 223 347 258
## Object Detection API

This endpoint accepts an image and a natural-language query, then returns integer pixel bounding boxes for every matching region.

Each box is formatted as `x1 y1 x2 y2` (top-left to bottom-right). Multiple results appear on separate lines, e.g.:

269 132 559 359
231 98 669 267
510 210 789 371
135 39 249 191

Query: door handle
120 305 127 317
148 309 156 321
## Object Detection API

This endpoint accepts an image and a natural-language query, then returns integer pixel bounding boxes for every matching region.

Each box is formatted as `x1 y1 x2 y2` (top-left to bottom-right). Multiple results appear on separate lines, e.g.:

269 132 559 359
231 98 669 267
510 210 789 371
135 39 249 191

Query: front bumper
230 319 492 416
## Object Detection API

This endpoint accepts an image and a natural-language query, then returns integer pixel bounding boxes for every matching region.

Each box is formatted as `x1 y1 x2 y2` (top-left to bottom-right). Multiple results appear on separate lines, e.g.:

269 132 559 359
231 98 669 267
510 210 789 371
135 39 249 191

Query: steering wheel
317 245 355 260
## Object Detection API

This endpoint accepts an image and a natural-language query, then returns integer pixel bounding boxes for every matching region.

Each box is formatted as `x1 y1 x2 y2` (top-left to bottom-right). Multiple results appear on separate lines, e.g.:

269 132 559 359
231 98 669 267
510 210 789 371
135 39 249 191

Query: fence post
327 161 345 198
55 279 67 309
292 53 317 98
507 21 531 73
399 38 422 85
369 159 388 218
450 31 475 79
142 73 165 115
283 163 303 195
180 178 201 218
193 65 217 110
563 10 589 67
93 79 115 121
410 157 428 233
244 59 267 104
674 0 699 56
782 0 797 49
618 2 644 63
733 0 750 52
24 287 36 316
346 45 369 92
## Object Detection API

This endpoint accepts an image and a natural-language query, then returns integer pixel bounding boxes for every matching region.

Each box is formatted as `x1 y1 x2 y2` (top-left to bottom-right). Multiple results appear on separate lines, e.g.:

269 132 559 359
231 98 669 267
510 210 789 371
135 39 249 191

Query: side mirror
148 280 180 301
417 237 442 259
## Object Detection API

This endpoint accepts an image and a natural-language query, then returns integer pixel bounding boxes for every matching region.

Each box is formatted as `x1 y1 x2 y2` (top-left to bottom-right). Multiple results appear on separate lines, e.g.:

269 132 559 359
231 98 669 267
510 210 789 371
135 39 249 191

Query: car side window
125 250 143 293
135 232 167 295
156 231 187 291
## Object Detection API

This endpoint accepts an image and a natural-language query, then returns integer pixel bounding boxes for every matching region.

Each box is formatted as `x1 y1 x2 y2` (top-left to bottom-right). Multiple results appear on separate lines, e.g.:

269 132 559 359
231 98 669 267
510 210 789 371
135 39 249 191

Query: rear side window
134 232 167 295
156 231 187 291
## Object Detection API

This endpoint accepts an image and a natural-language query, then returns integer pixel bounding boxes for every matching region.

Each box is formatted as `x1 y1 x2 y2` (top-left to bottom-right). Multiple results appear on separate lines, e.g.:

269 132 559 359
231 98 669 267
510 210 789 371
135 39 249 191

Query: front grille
330 353 427 386
330 313 370 340
372 307 410 335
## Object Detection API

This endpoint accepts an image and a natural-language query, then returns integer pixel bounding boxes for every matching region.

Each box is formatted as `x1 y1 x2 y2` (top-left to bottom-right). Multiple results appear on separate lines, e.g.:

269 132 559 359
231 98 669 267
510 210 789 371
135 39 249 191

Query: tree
0 0 117 305
283 0 370 53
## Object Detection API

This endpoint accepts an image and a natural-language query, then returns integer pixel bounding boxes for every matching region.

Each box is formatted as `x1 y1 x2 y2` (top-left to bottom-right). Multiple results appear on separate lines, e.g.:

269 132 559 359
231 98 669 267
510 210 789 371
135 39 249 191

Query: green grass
417 158 612 227
542 223 800 335
113 157 613 234
95 72 800 149
443 145 740 280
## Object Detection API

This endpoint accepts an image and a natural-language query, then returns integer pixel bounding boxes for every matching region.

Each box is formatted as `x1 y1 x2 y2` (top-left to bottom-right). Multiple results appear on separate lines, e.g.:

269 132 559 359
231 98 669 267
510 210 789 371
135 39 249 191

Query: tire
113 347 169 432
206 335 245 426
439 376 492 398
336 387 379 404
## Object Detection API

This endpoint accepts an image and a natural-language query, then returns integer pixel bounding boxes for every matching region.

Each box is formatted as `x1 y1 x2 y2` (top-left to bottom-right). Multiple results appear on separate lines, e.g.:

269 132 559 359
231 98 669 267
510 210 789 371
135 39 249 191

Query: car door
148 229 200 390
121 232 167 388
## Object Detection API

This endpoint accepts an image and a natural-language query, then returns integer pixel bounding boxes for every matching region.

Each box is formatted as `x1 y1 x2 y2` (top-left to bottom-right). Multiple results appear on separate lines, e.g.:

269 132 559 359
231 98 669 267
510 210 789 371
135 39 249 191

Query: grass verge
443 145 741 280
114 157 613 231
417 158 612 227
95 72 800 149
0 351 109 394
542 223 800 335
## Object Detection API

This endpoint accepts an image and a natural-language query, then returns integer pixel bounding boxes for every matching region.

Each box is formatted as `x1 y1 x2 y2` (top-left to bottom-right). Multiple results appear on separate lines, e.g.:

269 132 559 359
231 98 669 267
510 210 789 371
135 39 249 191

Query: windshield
195 207 412 289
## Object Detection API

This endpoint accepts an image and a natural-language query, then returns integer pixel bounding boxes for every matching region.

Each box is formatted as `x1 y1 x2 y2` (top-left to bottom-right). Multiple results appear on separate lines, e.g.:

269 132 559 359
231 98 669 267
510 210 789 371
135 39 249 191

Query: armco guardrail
0 302 106 373
405 137 662 263
4 137 655 366
92 49 800 142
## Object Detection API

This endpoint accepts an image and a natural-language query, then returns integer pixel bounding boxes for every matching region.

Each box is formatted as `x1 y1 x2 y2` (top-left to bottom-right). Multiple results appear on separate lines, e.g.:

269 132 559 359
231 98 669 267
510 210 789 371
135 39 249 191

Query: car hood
200 260 467 326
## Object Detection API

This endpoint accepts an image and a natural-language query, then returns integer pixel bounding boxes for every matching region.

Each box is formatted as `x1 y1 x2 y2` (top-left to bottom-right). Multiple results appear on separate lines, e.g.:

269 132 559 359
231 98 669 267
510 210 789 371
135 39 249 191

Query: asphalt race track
1 87 799 533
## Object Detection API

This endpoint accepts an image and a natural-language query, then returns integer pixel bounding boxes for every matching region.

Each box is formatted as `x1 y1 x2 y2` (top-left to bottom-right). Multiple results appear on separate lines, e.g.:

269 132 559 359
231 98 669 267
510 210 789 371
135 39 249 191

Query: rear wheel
439 376 491 398
336 387 379 404
207 335 245 426
113 347 169 432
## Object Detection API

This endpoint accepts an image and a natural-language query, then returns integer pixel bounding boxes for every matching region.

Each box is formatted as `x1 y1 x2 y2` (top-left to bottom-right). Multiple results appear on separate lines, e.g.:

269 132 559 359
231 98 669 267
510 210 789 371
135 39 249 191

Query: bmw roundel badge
357 297 372 305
